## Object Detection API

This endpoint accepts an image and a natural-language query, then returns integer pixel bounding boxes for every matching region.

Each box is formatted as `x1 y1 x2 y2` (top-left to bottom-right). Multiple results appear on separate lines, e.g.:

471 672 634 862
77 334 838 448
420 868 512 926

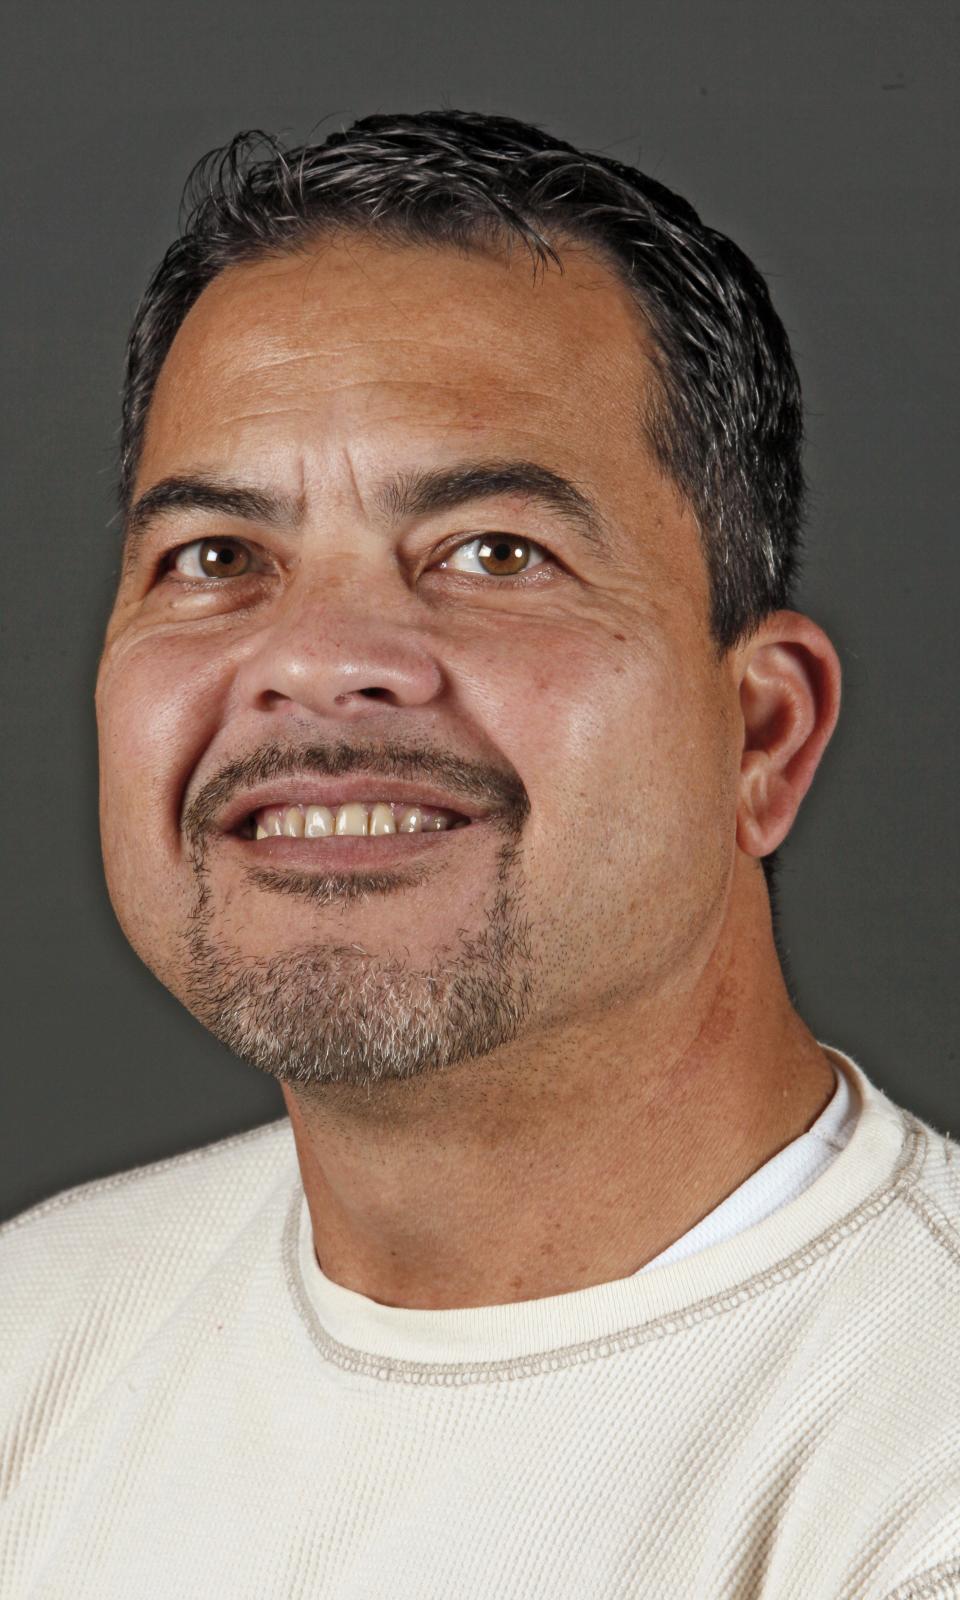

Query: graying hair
119 109 805 655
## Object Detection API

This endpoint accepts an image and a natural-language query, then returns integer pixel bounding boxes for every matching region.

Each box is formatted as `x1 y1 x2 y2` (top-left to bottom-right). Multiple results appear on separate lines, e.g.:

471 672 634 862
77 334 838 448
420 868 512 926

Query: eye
167 537 255 580
436 534 549 579
163 531 552 584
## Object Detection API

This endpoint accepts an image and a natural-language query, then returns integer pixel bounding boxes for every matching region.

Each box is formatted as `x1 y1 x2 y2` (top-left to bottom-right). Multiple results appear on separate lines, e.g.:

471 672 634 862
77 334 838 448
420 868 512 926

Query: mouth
222 796 485 869
238 799 470 839
224 815 484 870
214 779 494 837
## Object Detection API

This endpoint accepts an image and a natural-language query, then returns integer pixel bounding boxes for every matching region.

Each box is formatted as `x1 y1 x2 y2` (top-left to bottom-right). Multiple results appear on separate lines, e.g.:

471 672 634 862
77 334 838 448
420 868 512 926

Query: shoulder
1 1115 296 1253
0 1118 297 1376
825 1051 960 1288
898 1097 960 1271
856 1102 960 1594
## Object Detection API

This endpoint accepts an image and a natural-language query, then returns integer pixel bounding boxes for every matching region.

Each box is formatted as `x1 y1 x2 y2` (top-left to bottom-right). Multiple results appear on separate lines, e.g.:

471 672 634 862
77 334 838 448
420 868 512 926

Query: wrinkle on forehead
161 235 648 383
211 377 569 405
180 330 636 414
135 234 702 599
242 335 517 369
141 247 652 522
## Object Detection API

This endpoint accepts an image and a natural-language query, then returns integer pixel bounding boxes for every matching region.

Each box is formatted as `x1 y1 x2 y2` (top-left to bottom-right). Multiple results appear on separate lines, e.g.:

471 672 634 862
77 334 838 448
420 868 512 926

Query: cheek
631 667 736 857
96 632 233 962
97 631 228 843
510 627 734 868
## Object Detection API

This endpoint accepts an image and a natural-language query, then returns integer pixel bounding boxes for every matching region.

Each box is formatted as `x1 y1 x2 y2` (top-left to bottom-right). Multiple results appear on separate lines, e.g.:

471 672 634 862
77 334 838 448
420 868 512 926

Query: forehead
138 233 660 495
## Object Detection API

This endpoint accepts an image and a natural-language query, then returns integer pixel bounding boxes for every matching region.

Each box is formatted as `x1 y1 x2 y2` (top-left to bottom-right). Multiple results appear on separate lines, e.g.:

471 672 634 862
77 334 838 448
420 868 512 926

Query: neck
282 860 835 1310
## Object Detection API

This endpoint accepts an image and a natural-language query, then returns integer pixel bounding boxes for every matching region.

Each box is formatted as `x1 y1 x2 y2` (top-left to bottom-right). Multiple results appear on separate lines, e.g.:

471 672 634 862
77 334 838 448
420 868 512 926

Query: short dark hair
121 109 805 645
119 109 807 896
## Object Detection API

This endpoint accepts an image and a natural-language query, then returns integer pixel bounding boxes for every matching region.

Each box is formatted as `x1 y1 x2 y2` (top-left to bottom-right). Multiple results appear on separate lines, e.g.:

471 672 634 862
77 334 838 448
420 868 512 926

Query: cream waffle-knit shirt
2 1046 959 1599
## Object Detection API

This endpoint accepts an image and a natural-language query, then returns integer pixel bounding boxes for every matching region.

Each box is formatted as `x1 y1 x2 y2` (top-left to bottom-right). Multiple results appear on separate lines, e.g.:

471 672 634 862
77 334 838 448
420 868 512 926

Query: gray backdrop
2 0 957 1223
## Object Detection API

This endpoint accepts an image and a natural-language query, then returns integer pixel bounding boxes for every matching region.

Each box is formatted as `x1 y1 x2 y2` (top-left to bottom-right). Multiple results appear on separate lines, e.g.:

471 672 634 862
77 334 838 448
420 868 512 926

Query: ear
734 611 842 859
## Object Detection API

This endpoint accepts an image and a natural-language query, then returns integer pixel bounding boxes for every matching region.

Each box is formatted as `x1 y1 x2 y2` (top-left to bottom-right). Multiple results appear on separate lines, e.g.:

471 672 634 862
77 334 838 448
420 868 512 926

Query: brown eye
439 535 547 578
169 537 254 580
197 539 250 577
477 537 532 576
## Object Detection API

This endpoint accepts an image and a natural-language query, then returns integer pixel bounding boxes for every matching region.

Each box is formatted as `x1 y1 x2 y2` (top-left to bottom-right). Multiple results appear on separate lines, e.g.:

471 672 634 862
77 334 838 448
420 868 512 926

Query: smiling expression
94 232 741 1092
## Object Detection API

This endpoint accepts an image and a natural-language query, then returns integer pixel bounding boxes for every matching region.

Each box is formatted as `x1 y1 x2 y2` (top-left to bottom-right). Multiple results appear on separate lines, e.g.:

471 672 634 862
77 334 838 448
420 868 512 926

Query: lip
216 777 493 836
222 819 486 869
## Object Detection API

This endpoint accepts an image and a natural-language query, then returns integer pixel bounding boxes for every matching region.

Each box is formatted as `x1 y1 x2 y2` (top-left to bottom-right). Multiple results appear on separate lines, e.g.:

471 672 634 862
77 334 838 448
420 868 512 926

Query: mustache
180 737 528 847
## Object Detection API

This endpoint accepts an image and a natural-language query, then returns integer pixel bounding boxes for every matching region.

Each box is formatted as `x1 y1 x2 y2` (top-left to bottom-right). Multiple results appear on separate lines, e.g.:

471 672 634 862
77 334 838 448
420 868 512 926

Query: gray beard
176 833 535 1103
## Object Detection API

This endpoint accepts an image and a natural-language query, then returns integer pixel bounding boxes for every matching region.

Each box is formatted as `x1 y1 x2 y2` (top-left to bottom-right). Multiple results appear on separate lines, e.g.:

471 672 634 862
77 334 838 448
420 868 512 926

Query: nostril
360 687 391 700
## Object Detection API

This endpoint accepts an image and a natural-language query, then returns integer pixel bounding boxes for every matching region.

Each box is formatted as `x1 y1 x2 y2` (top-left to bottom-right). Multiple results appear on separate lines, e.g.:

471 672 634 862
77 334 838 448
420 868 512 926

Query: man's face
95 234 741 1096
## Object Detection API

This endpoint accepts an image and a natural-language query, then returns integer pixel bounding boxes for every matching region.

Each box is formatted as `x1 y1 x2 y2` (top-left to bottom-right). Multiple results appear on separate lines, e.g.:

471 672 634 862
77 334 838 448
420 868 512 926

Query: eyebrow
121 459 616 571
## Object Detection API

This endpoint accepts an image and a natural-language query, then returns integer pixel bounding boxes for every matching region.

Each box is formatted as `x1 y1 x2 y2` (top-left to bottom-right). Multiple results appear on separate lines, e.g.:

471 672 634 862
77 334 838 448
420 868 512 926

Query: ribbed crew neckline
283 1047 923 1379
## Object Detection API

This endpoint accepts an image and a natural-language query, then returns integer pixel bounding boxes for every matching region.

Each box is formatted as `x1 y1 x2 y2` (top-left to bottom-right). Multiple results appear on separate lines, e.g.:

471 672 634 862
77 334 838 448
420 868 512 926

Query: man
2 109 957 1598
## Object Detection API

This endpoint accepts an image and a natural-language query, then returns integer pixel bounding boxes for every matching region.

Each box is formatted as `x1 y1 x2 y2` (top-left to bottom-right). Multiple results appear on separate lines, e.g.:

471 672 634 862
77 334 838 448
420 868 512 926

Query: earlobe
735 612 842 860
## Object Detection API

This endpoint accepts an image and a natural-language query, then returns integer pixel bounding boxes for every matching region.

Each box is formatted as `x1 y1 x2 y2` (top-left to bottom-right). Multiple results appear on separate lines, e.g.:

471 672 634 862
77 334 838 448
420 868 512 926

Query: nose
225 564 447 724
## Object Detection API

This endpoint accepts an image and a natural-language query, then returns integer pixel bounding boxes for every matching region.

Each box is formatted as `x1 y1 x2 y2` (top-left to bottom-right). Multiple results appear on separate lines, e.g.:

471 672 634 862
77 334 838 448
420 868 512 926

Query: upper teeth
251 802 461 839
